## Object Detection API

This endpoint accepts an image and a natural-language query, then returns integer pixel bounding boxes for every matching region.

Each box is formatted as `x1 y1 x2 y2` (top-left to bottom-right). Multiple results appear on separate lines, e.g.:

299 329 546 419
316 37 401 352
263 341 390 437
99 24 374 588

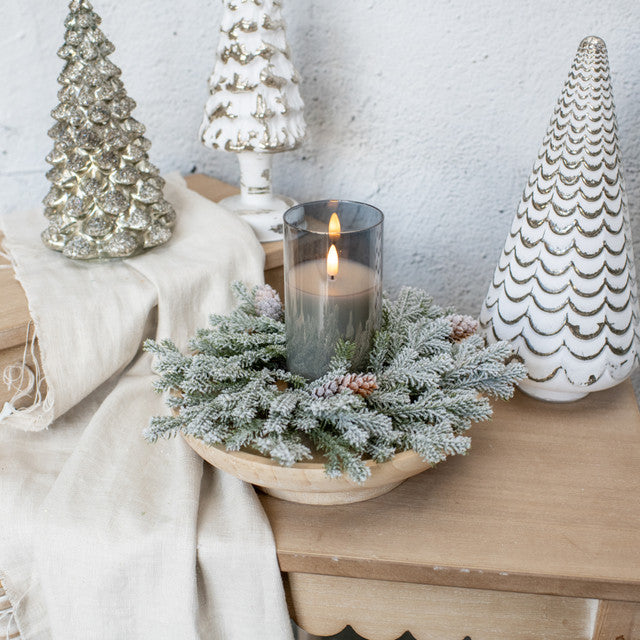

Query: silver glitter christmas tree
42 0 175 260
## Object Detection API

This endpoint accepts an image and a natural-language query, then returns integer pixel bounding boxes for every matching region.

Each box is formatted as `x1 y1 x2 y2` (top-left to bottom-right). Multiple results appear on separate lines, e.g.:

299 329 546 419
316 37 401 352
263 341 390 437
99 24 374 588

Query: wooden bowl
182 434 431 505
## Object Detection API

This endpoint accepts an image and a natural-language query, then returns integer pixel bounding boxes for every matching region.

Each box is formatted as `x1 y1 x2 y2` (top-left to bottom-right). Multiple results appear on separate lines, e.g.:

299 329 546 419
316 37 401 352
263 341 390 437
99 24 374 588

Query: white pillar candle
286 256 379 380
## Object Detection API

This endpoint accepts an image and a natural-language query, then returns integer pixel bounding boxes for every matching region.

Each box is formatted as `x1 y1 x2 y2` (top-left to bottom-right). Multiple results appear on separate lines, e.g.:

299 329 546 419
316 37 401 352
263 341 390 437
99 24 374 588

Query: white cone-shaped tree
480 36 639 401
200 0 305 242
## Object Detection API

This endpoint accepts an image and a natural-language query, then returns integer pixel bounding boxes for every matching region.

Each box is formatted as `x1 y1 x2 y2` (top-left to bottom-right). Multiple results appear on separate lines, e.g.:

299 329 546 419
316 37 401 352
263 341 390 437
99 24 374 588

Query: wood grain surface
0 243 30 352
261 381 640 603
593 600 640 640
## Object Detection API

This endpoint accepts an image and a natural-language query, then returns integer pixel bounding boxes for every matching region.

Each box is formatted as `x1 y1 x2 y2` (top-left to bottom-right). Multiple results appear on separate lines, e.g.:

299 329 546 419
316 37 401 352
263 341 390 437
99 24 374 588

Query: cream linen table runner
0 174 293 639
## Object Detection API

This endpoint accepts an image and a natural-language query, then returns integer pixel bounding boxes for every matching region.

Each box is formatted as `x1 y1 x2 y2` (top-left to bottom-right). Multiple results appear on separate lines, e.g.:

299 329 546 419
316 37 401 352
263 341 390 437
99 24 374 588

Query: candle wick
329 275 336 281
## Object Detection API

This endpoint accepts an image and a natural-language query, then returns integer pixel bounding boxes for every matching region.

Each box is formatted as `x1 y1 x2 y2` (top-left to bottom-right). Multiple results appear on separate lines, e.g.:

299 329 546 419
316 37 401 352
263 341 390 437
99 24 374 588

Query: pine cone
254 284 283 320
312 373 378 399
447 314 479 342
311 379 340 399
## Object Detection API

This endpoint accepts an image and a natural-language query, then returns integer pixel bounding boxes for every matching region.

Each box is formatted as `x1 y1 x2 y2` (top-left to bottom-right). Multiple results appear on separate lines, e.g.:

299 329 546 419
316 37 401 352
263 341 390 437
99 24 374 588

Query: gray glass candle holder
284 200 383 381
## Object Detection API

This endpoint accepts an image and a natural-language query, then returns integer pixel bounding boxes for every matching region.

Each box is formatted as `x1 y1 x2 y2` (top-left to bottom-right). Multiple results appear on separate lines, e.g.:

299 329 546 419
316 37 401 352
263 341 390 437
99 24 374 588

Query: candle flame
327 244 339 278
328 212 341 240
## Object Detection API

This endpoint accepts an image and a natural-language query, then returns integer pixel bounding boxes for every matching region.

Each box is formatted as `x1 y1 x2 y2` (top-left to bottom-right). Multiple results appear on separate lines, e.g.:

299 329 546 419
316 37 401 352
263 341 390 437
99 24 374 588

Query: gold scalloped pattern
480 36 640 392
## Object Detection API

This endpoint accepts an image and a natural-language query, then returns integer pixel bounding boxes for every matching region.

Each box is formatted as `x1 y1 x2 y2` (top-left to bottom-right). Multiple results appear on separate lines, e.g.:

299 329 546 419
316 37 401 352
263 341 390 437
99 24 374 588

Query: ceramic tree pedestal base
217 153 296 242
517 380 588 403
517 368 633 403
218 193 295 243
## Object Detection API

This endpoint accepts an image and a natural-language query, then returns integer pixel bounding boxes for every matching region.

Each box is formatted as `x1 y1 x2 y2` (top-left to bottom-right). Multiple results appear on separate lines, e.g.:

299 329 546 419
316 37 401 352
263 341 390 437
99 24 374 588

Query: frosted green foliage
145 284 526 482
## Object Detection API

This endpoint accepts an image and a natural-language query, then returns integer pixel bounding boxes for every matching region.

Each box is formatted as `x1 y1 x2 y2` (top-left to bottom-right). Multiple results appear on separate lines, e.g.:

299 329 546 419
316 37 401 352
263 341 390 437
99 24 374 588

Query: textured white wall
1 0 640 317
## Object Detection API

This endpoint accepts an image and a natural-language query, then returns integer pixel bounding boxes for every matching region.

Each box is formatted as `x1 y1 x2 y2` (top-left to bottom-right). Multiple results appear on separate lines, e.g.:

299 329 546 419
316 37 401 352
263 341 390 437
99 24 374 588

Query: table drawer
285 572 598 640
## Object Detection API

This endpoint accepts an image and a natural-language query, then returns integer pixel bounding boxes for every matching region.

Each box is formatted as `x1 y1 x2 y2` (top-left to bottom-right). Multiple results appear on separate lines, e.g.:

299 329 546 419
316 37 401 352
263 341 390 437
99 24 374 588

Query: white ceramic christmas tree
480 36 639 402
200 0 305 242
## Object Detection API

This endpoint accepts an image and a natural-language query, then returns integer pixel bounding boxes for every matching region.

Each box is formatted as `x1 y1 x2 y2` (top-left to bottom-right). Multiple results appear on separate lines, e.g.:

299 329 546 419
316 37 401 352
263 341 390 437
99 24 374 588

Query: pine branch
143 415 183 442
145 282 526 482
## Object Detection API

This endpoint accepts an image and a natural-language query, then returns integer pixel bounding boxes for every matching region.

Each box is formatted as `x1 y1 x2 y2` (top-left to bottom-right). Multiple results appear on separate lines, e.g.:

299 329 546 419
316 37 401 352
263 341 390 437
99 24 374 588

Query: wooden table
261 382 640 640
0 174 284 408
3 175 639 639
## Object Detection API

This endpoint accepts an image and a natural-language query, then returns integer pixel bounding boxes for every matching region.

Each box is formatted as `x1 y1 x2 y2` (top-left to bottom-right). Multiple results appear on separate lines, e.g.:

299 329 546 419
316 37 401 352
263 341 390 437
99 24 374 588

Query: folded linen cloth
0 174 293 639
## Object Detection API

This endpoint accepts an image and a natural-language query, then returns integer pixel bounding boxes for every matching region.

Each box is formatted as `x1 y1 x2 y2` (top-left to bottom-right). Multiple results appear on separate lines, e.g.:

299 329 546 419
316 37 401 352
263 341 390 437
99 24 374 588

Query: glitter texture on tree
42 0 175 260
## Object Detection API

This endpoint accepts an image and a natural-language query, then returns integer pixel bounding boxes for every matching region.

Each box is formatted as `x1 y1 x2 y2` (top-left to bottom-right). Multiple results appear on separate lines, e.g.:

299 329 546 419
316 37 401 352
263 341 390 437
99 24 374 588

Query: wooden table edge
272 551 640 603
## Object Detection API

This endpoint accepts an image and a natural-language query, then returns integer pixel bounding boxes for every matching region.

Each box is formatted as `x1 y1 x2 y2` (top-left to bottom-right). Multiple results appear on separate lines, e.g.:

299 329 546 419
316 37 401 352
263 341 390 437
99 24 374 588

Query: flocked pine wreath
144 283 526 482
